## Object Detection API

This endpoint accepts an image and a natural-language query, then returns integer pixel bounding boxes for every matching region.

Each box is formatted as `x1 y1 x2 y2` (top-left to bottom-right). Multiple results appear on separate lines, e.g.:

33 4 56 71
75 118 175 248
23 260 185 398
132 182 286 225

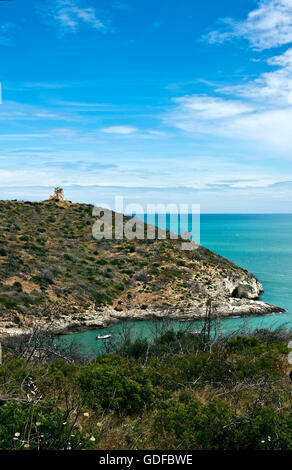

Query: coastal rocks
214 298 285 317
222 277 263 300
0 299 286 338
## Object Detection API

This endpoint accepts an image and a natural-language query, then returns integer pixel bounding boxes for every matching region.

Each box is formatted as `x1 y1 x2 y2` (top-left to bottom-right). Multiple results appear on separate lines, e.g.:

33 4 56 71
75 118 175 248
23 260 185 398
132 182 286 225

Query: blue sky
1 0 292 212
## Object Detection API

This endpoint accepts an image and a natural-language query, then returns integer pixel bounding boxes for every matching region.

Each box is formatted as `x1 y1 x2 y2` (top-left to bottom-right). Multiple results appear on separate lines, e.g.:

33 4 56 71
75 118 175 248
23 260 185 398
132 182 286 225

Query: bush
152 398 292 450
78 360 154 413
119 338 149 359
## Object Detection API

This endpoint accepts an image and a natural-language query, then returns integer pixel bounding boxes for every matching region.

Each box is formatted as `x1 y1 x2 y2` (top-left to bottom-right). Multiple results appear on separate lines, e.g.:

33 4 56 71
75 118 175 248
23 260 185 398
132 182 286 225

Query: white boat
96 334 112 340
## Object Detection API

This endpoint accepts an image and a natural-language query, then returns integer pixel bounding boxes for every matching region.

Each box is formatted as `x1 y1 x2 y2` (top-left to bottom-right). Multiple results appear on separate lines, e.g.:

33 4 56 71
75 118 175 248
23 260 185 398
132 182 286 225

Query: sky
1 0 292 212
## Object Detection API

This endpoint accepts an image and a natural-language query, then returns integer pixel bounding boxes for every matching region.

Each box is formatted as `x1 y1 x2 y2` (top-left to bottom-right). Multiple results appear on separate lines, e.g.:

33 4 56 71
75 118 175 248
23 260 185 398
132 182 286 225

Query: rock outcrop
222 276 263 299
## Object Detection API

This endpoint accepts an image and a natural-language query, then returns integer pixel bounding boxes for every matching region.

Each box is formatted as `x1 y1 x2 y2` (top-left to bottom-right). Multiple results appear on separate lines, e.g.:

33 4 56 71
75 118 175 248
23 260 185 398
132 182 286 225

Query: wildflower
62 422 67 425
83 412 89 417
268 436 272 441
14 432 20 437
24 444 30 449
261 440 265 443
89 436 96 442
36 422 41 427
97 422 102 427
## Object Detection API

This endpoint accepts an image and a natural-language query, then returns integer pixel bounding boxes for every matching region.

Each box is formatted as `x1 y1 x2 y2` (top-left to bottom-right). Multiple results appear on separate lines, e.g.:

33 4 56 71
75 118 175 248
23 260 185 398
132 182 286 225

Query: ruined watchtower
49 187 65 202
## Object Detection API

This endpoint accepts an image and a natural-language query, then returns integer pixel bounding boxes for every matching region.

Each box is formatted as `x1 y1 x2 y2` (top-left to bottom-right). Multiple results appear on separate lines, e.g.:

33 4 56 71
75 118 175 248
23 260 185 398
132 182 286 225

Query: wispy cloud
165 44 292 152
112 2 131 11
204 0 292 50
100 125 138 135
218 48 292 105
165 90 292 153
165 1 292 152
0 101 81 122
18 82 68 90
42 0 106 34
0 22 15 45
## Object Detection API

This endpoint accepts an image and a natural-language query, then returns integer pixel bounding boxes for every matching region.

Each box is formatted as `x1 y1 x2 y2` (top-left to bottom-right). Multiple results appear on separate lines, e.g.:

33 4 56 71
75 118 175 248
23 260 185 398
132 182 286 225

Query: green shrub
78 361 154 414
152 398 292 450
119 338 149 359
228 336 262 351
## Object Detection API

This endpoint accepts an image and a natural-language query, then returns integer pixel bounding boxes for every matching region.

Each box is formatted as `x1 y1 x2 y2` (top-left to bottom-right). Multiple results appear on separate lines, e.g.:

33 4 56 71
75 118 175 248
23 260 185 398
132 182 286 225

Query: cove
56 213 292 358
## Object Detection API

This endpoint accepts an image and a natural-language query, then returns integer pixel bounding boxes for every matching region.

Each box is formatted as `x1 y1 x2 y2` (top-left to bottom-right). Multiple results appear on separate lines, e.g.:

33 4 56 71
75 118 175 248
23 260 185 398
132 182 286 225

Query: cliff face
222 276 263 299
0 200 285 336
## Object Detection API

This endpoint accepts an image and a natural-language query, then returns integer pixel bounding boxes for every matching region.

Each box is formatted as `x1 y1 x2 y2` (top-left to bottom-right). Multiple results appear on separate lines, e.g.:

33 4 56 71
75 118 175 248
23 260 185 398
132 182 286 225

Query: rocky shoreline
0 297 286 339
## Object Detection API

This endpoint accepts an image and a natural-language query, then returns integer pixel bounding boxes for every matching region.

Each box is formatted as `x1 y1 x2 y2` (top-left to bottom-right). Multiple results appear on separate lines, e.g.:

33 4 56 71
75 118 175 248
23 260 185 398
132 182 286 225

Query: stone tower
49 187 65 202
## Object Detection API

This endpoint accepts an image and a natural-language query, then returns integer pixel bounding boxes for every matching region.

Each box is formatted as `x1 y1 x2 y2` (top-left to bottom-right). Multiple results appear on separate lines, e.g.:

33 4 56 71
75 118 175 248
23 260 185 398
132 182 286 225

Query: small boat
96 334 112 340
189 331 201 335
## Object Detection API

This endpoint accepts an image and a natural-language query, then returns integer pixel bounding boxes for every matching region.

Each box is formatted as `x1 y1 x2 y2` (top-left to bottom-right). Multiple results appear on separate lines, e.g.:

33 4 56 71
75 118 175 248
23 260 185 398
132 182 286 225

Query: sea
57 214 292 357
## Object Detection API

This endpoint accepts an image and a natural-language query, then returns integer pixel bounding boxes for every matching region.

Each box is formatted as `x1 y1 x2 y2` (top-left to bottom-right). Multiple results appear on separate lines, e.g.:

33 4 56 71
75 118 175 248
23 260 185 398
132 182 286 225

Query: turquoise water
200 215 292 313
58 214 292 358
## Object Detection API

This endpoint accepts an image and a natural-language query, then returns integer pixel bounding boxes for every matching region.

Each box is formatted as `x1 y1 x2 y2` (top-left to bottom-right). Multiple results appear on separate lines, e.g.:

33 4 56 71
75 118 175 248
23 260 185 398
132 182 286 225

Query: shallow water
57 214 292 358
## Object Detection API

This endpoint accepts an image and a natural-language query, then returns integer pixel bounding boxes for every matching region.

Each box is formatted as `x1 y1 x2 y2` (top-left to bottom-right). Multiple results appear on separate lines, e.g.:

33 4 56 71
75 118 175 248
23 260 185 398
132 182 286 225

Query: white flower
14 432 20 437
261 440 265 443
89 436 96 442
83 412 89 417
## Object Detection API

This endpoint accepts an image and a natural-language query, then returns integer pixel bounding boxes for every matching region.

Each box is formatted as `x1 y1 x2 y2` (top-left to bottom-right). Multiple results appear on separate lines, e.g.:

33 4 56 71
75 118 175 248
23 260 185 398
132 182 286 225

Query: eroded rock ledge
0 297 285 338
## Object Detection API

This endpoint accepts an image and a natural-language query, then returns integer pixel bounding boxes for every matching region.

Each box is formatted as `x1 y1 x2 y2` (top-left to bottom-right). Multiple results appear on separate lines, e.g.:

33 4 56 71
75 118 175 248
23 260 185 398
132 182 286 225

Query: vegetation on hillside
0 325 291 450
0 200 250 328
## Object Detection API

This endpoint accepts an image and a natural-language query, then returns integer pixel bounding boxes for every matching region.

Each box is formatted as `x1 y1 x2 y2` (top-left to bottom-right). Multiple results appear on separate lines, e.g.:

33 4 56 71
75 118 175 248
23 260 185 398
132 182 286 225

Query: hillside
0 199 284 335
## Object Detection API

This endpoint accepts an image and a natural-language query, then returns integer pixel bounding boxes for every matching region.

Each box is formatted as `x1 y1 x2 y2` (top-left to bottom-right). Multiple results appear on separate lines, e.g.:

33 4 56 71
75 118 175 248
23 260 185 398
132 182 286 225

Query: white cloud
172 95 253 120
165 49 292 151
218 48 292 105
100 125 138 135
45 0 106 34
165 90 292 152
167 2 292 154
204 0 292 50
